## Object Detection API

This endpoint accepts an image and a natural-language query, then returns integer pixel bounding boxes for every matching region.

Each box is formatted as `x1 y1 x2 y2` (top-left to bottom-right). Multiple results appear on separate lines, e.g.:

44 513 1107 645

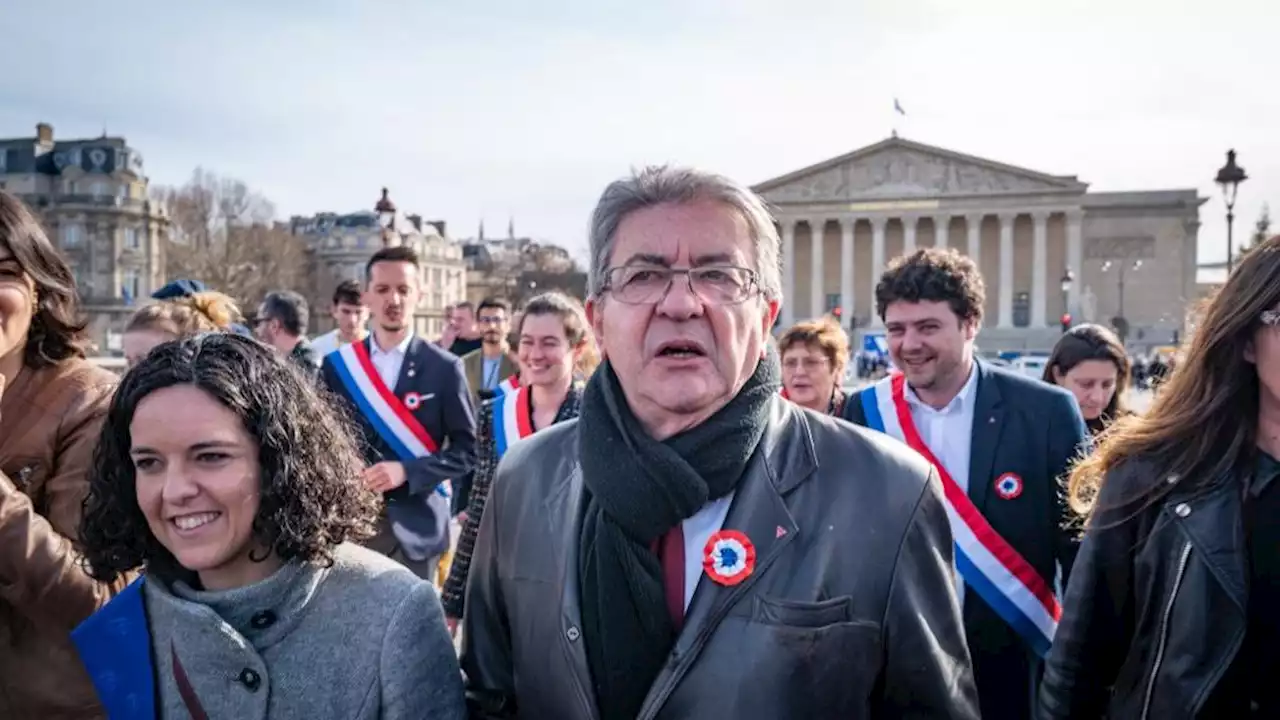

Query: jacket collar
967 358 1004 510
543 396 815 720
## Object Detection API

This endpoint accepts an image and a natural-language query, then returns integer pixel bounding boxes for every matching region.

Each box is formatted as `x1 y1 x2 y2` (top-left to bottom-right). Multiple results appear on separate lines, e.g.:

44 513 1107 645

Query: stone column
934 215 950 249
840 217 855 328
781 219 796 327
810 219 825 320
966 213 983 265
998 212 1016 329
903 215 917 255
1066 209 1084 317
1031 211 1049 328
870 216 887 328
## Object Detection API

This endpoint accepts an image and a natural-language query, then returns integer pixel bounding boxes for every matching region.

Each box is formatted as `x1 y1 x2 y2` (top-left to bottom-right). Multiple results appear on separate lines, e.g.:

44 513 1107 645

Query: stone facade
755 137 1203 352
292 209 467 340
0 123 170 352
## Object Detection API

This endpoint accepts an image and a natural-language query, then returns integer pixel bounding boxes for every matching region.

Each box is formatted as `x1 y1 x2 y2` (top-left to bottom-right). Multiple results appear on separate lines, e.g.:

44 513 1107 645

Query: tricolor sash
495 374 519 397
492 385 535 458
859 373 1060 657
73 578 156 719
329 341 449 499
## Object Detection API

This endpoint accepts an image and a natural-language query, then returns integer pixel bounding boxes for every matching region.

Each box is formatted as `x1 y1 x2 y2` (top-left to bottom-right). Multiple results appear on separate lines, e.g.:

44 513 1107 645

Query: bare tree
157 169 308 309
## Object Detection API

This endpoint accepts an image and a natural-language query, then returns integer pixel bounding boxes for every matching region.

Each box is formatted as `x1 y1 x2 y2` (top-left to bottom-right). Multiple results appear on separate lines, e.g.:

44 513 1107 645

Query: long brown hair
0 191 92 367
1042 323 1131 433
1069 235 1280 519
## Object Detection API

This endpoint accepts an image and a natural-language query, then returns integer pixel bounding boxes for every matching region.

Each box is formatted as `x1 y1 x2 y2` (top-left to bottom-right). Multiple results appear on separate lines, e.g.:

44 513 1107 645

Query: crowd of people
0 164 1278 718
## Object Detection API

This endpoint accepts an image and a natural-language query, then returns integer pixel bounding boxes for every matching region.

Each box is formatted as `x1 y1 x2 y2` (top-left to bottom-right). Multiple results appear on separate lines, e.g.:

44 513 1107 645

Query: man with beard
842 247 1089 720
321 245 477 581
461 297 519 404
461 166 979 719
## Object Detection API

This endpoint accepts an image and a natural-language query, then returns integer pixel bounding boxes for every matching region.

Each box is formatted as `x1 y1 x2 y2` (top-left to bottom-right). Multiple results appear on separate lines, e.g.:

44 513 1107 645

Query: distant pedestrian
1042 323 1132 437
255 290 318 376
123 291 241 367
310 280 369 362
778 316 849 415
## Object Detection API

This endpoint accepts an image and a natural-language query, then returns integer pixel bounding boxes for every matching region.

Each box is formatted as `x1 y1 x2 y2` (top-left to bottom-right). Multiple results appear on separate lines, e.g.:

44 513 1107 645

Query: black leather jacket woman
1039 458 1254 719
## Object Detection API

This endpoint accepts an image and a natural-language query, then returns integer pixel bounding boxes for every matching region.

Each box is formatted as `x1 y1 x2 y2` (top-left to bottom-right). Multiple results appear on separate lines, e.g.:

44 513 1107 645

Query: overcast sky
1 0 1274 266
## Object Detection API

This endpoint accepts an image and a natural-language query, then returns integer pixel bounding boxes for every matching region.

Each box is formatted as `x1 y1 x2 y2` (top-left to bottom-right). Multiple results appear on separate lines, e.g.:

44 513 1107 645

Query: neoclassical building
754 137 1203 352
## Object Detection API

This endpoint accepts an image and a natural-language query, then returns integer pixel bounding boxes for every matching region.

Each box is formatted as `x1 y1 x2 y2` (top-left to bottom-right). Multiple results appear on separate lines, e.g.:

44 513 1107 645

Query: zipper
1140 540 1192 720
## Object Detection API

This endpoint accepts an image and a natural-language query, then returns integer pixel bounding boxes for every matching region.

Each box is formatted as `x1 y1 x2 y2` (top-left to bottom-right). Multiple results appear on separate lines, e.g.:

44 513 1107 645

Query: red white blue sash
495 374 519 397
492 385 535 458
859 373 1060 657
330 341 448 498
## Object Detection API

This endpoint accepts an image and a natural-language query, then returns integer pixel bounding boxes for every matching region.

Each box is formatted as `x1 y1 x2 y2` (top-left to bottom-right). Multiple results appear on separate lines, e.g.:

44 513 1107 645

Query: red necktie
659 525 686 630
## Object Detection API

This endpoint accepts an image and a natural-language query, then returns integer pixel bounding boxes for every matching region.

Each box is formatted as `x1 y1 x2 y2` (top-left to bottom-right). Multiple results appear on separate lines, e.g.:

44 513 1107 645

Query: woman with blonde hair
123 291 241 367
778 316 849 415
1040 235 1280 718
441 292 595 628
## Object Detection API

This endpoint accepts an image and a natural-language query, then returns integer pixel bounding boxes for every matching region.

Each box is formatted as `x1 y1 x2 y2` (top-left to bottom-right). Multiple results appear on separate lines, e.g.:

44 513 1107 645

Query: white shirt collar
370 333 413 357
905 358 979 414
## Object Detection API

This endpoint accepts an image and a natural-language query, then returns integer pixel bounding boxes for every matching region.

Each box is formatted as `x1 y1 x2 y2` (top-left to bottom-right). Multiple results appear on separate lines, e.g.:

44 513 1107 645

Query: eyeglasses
602 265 759 305
477 315 506 325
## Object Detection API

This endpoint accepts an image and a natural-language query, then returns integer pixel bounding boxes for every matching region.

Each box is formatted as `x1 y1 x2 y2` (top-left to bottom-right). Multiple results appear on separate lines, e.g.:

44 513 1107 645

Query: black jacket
843 360 1089 720
1039 459 1248 719
461 397 980 719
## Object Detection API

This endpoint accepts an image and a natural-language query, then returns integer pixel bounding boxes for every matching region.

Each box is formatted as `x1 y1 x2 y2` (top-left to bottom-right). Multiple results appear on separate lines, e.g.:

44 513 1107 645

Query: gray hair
587 165 782 300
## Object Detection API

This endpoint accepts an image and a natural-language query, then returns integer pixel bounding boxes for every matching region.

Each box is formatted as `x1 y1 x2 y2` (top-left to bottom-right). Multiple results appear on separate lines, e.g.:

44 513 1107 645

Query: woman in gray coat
74 332 466 720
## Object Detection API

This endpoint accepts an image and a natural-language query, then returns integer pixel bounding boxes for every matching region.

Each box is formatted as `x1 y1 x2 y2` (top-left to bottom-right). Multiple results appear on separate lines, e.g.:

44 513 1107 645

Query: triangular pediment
753 138 1088 204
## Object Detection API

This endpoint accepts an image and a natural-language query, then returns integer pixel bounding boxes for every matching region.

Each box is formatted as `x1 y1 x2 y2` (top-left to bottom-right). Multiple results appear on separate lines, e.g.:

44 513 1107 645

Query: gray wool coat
143 542 465 720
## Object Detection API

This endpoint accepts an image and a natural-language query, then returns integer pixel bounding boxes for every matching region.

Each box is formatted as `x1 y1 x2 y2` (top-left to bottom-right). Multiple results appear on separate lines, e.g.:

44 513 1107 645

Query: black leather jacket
1039 459 1248 719
461 397 980 719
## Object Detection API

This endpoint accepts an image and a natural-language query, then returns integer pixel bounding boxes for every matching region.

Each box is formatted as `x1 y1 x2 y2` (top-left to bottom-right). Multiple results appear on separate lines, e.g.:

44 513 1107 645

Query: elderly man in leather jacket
460 166 980 720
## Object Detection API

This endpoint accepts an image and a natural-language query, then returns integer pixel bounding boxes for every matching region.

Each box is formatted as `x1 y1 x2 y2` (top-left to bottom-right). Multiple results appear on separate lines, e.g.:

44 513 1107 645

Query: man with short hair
321 246 477 582
842 247 1089 720
442 301 483 357
310 280 369 362
462 166 978 719
256 290 317 373
461 298 518 403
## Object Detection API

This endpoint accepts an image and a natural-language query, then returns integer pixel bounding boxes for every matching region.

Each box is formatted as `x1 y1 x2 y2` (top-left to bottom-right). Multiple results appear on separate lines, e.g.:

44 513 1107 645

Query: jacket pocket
751 595 867 629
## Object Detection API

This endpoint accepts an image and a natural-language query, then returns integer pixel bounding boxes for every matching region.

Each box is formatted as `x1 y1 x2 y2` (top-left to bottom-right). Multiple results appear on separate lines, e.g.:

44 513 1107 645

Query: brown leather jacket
0 358 124 719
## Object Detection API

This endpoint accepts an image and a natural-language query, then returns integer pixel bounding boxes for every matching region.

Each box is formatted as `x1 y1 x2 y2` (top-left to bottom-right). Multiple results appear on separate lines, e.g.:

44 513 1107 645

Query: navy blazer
842 358 1088 720
321 336 477 554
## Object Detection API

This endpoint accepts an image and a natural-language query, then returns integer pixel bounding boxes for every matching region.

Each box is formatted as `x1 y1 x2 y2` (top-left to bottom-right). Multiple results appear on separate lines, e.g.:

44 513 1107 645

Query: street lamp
375 187 397 247
1059 268 1075 331
1215 150 1248 274
1101 259 1142 318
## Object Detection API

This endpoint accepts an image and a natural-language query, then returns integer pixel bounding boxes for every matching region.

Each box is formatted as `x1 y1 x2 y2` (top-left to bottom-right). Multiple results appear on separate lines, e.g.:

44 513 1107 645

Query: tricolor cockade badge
702 530 756 586
994 472 1024 500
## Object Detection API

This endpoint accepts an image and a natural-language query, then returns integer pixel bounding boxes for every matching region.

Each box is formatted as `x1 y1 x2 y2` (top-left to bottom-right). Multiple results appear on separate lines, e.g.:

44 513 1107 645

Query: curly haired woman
73 333 465 720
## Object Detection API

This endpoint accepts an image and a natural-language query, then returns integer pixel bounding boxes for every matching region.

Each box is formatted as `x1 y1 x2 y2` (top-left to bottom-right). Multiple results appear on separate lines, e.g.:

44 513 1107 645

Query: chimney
35 122 54 153
406 213 423 232
429 220 446 237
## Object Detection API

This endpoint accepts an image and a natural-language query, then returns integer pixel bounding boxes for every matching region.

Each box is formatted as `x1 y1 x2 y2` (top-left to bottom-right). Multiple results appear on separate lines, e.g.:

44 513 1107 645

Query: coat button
238 668 261 691
1175 503 1192 517
250 610 277 629
566 626 581 642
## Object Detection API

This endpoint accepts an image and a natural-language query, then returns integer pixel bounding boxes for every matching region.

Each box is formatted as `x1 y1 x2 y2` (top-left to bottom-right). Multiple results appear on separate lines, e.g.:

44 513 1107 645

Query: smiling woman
74 333 465 720
0 191 123 719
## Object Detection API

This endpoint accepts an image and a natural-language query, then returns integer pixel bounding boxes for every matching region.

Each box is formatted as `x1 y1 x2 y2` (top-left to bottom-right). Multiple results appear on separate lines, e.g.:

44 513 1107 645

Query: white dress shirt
904 360 979 604
309 330 341 365
681 493 734 611
369 334 414 389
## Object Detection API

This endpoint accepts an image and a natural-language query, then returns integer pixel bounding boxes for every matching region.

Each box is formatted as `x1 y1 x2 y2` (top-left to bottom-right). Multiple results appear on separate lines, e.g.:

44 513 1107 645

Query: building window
66 180 78 195
122 269 141 303
124 227 140 249
62 224 83 247
92 181 107 197
74 268 94 297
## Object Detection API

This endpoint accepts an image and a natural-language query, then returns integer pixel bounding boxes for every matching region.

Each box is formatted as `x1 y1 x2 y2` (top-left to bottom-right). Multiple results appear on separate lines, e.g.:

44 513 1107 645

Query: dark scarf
576 353 780 720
